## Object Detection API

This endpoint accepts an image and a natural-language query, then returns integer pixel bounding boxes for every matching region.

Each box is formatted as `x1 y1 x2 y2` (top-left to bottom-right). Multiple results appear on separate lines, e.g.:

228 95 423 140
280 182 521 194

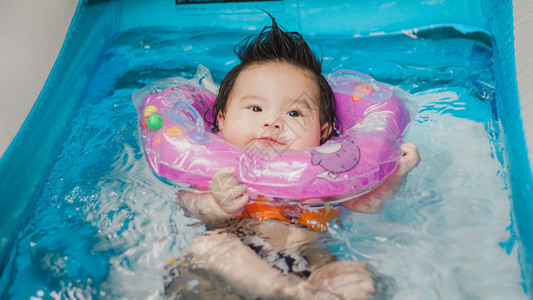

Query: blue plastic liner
1 0 530 293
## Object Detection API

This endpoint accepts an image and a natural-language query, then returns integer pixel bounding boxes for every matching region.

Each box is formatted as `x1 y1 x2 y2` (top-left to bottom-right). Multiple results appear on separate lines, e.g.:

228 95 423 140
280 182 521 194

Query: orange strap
235 197 340 232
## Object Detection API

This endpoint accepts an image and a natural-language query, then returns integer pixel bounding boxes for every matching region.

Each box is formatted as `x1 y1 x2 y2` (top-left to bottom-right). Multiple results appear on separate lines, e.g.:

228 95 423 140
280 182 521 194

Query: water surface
0 27 523 299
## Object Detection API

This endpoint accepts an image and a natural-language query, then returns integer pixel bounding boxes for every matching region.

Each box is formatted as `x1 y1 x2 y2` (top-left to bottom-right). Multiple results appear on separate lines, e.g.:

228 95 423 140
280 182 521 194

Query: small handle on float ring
174 101 211 144
160 91 211 144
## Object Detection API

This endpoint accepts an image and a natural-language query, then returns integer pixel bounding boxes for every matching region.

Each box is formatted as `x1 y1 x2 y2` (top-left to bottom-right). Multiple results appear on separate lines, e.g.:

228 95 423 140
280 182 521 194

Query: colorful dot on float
140 116 149 130
147 114 163 130
165 125 183 137
143 105 158 117
352 83 373 102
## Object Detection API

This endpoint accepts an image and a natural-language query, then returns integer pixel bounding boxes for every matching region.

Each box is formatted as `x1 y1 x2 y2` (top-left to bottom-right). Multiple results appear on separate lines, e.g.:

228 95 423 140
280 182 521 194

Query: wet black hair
207 13 340 144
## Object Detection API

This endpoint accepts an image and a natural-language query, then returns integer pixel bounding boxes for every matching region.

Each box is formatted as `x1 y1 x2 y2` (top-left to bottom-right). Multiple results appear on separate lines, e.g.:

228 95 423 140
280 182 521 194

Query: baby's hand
209 167 249 216
342 142 419 213
177 167 249 223
395 142 420 176
308 261 375 299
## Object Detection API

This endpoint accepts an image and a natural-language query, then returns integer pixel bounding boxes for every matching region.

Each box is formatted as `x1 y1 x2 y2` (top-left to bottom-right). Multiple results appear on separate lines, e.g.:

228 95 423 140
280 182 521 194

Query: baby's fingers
400 142 418 155
210 167 248 211
210 167 239 193
221 187 249 213
218 184 247 208
397 142 420 175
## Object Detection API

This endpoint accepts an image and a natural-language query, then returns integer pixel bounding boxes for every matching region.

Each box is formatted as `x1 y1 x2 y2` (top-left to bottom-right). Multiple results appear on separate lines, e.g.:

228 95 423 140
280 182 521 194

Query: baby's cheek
292 130 321 149
225 126 253 147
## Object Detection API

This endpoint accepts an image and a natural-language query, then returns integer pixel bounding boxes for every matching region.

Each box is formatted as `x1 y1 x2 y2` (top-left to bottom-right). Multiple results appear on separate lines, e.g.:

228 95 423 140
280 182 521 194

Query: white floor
0 0 532 171
0 0 77 157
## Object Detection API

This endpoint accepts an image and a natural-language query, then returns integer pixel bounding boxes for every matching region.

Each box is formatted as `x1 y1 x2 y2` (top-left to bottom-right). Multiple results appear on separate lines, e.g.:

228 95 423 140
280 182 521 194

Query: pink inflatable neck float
133 65 416 204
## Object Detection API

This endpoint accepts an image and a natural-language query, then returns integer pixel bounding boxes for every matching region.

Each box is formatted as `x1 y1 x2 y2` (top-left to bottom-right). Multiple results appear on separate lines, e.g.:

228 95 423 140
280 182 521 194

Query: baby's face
218 61 326 152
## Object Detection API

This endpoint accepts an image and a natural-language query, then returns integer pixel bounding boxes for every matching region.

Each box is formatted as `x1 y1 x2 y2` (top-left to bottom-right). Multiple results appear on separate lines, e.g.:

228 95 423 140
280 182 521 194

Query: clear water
0 27 525 299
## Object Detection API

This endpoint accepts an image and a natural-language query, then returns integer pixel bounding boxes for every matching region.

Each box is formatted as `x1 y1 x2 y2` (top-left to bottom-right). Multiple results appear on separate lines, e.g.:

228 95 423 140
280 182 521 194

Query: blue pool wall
1 0 531 293
0 1 118 261
490 0 533 291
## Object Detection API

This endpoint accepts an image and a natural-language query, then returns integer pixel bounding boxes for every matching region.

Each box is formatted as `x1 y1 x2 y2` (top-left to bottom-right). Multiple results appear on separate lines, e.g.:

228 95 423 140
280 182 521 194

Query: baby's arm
342 142 420 213
178 167 249 224
185 231 334 299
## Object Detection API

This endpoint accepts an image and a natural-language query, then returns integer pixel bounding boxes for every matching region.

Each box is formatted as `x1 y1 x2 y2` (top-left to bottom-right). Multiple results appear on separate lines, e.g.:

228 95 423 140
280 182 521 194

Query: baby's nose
263 118 283 130
263 123 280 129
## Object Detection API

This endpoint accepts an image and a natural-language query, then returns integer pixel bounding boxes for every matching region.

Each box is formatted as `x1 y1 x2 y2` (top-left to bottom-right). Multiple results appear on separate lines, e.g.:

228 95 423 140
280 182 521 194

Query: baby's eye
288 110 301 117
249 106 262 112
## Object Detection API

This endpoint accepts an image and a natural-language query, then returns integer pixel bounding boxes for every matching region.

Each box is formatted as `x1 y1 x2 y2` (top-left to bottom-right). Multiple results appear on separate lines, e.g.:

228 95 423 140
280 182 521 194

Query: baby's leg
308 261 376 299
184 231 334 299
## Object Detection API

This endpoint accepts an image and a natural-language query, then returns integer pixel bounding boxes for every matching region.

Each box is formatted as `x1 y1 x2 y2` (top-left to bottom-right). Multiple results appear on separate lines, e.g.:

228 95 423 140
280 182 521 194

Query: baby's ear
217 111 225 131
320 123 332 141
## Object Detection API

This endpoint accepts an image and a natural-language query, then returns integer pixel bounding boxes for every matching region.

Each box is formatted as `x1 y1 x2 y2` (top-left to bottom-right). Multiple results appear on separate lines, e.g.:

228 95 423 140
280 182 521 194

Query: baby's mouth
255 137 285 146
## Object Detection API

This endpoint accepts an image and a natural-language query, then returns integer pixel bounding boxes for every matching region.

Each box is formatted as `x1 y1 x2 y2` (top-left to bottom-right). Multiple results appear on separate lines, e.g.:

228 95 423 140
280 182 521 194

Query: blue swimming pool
0 0 531 298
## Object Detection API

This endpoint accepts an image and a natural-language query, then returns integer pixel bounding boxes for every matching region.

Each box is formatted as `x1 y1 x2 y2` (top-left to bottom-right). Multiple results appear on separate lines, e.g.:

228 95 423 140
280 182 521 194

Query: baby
166 15 419 299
